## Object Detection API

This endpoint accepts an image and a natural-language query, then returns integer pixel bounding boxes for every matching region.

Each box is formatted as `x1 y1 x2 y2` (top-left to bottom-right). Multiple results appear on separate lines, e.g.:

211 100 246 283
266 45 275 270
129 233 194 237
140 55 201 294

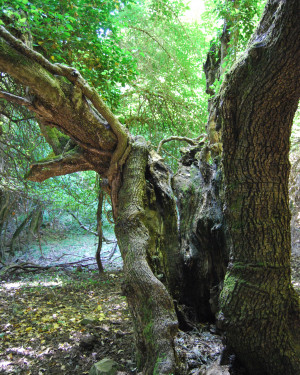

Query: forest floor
0 231 299 375
0 270 135 374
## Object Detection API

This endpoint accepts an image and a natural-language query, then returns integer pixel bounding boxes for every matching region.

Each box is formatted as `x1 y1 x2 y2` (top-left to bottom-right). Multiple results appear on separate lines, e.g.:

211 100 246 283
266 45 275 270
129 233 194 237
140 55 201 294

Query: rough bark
114 137 180 374
217 0 300 373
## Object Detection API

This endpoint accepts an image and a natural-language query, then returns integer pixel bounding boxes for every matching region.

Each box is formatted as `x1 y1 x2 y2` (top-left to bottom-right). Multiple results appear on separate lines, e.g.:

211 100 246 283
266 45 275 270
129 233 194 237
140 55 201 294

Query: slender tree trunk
9 209 35 254
114 137 180 374
0 190 11 255
218 1 300 373
29 207 43 255
96 186 104 273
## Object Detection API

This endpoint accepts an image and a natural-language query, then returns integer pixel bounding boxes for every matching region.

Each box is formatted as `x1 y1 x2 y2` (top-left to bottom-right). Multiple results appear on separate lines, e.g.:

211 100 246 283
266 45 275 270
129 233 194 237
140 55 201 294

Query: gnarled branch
25 148 93 182
157 134 206 154
0 26 129 177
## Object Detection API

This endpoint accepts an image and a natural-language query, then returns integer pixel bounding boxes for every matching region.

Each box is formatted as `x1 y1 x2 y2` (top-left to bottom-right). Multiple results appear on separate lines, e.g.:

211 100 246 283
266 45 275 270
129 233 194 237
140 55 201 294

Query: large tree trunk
218 0 300 373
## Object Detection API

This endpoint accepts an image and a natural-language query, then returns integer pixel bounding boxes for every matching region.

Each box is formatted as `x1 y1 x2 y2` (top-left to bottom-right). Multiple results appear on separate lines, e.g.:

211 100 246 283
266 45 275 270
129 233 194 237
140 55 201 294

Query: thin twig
0 90 34 109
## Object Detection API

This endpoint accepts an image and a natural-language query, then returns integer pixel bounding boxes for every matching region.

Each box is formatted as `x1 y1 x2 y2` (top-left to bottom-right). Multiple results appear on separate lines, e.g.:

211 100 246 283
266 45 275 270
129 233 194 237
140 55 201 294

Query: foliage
208 0 266 48
0 74 46 185
202 0 266 92
116 0 209 168
0 0 138 108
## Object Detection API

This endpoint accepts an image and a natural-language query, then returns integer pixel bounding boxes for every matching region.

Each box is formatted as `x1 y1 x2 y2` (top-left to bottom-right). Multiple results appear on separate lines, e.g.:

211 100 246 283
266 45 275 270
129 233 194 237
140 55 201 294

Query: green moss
136 351 143 370
153 354 168 375
143 320 154 344
140 298 157 348
219 272 238 306
180 184 190 194
36 152 56 163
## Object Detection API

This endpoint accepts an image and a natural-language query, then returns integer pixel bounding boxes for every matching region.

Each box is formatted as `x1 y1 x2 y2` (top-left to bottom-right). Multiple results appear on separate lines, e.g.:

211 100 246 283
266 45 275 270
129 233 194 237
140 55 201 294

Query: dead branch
0 90 35 110
67 211 98 236
156 134 206 154
67 211 116 244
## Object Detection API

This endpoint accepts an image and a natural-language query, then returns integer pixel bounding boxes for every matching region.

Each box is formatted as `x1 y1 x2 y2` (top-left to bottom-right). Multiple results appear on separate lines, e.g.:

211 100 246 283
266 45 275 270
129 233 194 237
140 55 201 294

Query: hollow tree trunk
218 0 300 373
114 137 181 374
173 142 228 325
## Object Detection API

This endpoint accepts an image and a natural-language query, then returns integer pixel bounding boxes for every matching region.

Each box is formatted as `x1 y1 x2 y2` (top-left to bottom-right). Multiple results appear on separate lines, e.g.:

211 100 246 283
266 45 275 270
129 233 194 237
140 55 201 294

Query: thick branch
0 28 118 162
0 26 129 175
26 148 93 182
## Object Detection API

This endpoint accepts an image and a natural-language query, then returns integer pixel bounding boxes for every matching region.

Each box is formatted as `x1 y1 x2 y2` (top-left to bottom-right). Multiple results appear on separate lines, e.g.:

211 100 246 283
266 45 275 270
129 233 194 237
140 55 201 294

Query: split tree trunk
1 2 300 372
173 142 228 325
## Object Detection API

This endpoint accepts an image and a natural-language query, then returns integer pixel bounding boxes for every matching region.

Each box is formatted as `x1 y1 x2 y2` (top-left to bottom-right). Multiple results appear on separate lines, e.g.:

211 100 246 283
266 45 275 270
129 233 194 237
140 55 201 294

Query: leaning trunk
114 137 181 374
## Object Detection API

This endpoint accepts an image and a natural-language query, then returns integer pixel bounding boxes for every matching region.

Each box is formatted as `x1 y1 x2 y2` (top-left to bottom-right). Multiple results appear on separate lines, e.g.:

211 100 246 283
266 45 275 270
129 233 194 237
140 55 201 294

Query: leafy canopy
0 0 138 108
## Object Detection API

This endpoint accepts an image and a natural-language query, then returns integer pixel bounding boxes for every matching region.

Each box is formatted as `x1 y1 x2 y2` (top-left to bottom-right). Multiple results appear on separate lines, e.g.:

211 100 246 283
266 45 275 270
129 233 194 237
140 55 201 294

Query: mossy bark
218 0 300 373
0 33 117 180
114 137 180 374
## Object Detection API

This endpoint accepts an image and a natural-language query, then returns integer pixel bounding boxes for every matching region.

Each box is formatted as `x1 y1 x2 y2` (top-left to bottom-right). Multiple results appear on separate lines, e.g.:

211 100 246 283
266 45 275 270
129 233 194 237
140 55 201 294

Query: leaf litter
1 253 299 375
0 270 135 374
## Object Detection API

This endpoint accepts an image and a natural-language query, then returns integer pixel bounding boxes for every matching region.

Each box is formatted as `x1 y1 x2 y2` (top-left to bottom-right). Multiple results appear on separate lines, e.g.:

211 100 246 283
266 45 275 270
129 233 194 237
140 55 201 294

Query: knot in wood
71 70 79 77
